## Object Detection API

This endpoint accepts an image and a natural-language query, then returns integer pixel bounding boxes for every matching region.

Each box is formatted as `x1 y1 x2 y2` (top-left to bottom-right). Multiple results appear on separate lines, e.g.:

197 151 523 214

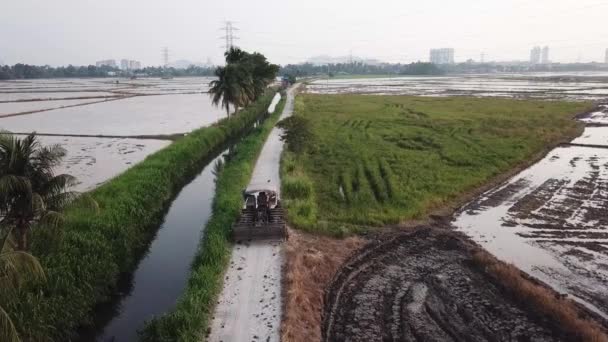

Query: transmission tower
220 21 239 52
162 47 169 68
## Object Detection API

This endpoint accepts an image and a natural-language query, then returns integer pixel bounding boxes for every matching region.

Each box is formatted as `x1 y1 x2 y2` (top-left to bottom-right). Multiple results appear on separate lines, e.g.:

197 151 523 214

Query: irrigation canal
78 93 282 342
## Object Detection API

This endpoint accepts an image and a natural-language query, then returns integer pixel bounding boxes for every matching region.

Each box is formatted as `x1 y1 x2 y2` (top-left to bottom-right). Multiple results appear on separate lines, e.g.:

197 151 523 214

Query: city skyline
1 0 607 66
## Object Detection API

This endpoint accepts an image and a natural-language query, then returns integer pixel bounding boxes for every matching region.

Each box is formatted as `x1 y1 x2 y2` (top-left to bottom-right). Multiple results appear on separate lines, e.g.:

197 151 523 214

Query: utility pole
162 47 169 68
221 21 239 52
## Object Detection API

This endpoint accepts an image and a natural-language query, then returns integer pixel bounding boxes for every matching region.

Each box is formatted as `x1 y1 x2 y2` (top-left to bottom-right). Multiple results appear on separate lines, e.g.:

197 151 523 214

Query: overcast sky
1 0 607 66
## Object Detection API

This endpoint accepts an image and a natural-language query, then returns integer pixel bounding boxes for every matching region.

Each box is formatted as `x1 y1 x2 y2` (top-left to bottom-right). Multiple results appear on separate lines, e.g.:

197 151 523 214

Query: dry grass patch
281 228 364 342
472 249 608 342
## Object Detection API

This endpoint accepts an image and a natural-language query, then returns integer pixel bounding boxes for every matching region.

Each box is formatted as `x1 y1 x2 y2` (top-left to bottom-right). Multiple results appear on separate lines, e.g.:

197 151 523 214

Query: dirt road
322 228 585 342
207 86 297 342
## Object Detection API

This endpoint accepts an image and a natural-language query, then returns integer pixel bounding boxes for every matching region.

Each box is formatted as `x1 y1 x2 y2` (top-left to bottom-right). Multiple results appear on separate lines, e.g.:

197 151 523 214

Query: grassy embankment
281 94 592 235
6 91 277 341
139 96 286 341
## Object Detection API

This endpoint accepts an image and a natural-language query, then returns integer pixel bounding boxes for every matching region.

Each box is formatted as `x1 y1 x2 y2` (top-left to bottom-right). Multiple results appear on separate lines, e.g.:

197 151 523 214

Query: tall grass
471 250 608 341
138 96 287 341
5 91 277 341
286 94 592 232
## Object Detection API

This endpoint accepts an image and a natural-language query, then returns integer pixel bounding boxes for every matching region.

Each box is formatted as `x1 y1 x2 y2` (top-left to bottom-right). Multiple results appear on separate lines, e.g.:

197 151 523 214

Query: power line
220 21 239 52
161 47 169 67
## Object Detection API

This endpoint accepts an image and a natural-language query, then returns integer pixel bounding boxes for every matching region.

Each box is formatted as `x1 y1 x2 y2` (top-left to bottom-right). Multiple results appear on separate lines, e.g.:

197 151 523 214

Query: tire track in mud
322 229 572 342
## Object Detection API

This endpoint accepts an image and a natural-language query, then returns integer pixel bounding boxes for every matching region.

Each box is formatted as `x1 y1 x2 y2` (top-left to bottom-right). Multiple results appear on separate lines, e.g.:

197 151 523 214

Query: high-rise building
530 46 541 64
541 46 549 64
129 60 141 70
95 59 117 68
120 59 142 70
429 48 454 64
605 48 608 64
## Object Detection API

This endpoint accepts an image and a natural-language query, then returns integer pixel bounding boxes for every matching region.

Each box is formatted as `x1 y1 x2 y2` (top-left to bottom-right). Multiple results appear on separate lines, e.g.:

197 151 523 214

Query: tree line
209 47 279 117
0 64 216 80
279 61 444 77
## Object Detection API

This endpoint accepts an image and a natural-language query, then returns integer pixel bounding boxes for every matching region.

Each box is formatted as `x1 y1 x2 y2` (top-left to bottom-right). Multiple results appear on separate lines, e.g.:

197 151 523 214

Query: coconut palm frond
0 305 20 342
31 193 46 217
0 249 46 287
34 144 66 170
41 174 78 196
0 175 32 197
38 211 64 230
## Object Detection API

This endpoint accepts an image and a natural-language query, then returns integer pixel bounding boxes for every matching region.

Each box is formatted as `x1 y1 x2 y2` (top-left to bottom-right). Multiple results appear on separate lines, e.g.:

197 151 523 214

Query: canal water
78 151 225 342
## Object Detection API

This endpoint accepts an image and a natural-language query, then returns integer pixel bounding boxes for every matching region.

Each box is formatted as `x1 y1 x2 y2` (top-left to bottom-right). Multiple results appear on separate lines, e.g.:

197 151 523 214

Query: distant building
429 48 454 64
96 59 117 68
541 46 549 64
120 59 142 71
605 48 608 64
130 60 141 70
530 46 541 64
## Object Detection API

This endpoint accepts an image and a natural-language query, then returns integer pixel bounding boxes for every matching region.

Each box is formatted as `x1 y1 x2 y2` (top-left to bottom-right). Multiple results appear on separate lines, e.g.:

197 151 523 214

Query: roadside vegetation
281 94 592 234
139 95 286 341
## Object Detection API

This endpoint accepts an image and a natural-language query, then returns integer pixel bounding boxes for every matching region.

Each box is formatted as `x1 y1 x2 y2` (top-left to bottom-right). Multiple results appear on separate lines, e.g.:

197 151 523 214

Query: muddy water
78 151 226 342
35 136 170 191
453 122 608 318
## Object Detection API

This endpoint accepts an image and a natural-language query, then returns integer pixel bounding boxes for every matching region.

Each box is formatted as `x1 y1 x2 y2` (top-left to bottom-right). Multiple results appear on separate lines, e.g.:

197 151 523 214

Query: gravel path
207 86 297 342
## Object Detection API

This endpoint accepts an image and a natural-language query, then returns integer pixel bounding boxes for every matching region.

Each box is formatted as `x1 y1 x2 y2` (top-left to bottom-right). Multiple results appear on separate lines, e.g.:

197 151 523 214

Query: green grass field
282 94 592 234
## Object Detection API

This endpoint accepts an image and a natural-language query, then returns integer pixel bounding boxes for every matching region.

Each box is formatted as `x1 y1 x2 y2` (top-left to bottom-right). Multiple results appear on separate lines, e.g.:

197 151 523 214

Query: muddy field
305 74 608 101
454 140 608 318
322 228 601 342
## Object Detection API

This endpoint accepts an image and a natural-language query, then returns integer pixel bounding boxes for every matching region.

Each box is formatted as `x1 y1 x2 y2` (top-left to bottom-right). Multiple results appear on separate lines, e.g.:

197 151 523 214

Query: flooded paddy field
0 94 224 136
0 98 111 116
36 135 170 191
453 120 608 318
305 73 608 101
0 77 219 190
0 91 121 102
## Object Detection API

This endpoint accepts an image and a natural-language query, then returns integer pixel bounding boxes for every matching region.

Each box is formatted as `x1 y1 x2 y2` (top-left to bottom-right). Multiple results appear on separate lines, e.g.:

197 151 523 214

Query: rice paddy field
283 94 592 231
0 77 219 189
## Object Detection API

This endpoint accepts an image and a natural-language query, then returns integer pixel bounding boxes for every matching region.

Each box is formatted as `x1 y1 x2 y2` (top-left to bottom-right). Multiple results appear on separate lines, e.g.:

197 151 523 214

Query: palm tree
209 47 278 117
209 64 254 118
0 228 45 342
247 52 279 101
0 132 95 251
